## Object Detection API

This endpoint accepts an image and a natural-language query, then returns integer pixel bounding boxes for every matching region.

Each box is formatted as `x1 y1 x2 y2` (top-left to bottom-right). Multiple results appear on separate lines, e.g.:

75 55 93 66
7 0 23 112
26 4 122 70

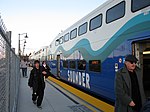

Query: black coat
141 99 150 112
28 66 50 92
41 65 51 78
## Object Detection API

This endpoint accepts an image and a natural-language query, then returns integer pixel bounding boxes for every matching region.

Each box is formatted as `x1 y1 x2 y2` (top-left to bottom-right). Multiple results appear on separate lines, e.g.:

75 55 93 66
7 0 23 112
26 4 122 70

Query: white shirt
21 60 28 68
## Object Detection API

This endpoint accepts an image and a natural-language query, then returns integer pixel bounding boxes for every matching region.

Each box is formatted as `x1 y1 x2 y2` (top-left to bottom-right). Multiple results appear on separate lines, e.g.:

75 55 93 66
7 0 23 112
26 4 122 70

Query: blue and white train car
48 0 150 103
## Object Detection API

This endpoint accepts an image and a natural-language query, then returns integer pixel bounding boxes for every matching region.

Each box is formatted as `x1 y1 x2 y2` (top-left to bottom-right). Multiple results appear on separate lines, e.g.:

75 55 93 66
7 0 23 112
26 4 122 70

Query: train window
70 28 77 40
64 33 69 42
89 60 101 72
63 60 68 68
55 39 59 46
106 1 125 24
69 60 76 69
78 60 86 70
89 14 102 31
78 22 87 36
59 36 63 44
131 0 150 12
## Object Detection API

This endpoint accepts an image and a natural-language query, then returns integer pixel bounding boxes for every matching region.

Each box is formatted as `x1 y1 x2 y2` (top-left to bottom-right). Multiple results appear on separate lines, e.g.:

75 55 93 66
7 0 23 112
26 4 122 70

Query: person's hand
129 101 135 107
42 71 47 75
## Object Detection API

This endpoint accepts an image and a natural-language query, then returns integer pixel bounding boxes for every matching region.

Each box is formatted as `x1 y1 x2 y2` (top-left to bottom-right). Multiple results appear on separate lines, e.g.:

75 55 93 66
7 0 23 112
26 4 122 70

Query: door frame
57 55 60 77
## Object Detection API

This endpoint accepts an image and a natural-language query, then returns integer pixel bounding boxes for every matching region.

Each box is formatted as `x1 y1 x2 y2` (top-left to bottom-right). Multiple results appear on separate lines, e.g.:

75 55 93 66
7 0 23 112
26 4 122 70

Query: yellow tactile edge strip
48 77 114 112
47 79 97 112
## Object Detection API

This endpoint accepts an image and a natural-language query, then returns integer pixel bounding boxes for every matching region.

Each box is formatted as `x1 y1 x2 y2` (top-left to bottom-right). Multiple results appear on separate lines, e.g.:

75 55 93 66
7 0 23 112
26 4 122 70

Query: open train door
57 55 60 78
132 39 150 98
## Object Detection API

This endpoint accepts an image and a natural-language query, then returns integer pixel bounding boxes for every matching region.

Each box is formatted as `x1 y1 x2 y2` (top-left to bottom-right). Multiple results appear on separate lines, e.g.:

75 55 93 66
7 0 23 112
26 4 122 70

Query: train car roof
51 0 114 44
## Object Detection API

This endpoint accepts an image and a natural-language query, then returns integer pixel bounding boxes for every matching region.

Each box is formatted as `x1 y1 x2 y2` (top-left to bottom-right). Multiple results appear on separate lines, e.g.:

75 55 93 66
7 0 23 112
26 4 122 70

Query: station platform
17 68 95 112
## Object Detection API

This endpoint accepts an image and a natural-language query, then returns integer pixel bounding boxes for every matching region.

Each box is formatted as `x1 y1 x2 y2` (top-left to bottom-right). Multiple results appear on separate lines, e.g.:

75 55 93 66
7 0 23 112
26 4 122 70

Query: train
32 0 150 105
30 46 51 61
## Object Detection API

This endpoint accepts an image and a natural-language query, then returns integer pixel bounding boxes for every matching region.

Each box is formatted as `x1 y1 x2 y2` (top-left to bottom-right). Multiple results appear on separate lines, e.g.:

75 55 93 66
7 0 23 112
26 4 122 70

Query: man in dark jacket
28 60 50 109
115 55 146 112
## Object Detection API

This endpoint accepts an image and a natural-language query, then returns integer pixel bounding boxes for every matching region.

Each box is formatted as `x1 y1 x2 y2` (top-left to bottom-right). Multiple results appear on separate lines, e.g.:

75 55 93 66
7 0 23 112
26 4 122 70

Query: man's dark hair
34 60 40 64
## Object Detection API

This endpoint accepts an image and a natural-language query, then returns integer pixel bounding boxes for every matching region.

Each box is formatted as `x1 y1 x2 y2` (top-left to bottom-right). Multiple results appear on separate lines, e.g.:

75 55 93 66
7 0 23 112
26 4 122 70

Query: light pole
18 33 28 56
23 43 26 56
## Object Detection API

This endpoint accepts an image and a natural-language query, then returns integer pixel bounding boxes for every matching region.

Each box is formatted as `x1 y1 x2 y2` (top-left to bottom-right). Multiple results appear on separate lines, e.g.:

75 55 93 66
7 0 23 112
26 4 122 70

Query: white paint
67 70 90 89
86 73 90 89
82 73 86 87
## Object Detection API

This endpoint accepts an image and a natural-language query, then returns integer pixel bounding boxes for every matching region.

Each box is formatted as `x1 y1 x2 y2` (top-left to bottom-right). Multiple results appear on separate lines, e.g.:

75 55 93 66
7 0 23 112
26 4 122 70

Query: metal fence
0 15 20 112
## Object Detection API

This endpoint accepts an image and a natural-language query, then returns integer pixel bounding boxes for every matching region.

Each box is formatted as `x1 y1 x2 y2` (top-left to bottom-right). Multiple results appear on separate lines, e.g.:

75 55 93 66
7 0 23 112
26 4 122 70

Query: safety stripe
48 77 114 112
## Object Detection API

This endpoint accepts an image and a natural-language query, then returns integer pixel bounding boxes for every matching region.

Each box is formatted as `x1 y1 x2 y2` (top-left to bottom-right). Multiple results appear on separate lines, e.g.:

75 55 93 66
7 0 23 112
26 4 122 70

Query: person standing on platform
28 60 50 109
41 61 51 80
115 55 146 112
21 59 28 78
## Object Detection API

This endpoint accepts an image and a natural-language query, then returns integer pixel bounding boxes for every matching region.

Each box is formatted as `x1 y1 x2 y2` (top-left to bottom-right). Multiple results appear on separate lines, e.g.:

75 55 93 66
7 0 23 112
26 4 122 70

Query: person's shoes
37 105 42 109
33 101 36 105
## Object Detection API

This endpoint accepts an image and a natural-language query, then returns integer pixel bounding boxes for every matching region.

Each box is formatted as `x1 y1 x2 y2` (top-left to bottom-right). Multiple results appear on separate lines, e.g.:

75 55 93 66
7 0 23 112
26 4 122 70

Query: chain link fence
0 15 20 112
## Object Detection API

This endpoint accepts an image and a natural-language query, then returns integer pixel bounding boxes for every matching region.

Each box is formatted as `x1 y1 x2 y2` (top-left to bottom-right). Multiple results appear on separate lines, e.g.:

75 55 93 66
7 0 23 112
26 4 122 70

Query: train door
132 39 150 97
57 55 60 78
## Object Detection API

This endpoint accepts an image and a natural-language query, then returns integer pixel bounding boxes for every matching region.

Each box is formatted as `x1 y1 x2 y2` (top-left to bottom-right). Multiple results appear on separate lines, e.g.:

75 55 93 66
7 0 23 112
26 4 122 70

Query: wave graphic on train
54 13 150 61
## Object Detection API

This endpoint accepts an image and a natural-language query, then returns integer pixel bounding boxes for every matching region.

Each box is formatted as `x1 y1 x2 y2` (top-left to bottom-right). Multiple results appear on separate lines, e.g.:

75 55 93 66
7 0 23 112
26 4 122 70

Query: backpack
141 98 150 112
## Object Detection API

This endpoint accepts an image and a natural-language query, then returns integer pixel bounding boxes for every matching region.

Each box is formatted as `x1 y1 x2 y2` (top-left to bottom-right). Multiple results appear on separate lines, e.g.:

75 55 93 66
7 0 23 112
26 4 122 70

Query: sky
0 0 107 55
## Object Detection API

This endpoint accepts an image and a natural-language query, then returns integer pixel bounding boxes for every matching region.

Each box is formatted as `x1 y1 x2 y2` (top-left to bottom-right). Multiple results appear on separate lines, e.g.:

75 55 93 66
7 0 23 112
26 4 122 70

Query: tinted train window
78 60 86 70
59 36 63 44
106 1 125 24
64 33 69 42
89 60 101 72
79 22 87 36
131 0 150 12
70 28 77 39
70 60 76 69
55 39 59 46
63 60 68 68
90 14 102 31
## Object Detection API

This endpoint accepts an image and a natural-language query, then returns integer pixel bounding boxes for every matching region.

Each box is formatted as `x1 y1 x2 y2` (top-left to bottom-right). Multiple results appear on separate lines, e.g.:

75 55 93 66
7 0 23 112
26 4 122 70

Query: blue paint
48 13 150 103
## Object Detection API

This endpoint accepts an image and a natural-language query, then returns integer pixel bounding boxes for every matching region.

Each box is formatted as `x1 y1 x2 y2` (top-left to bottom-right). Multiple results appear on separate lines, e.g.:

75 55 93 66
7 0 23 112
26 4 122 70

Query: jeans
22 68 27 77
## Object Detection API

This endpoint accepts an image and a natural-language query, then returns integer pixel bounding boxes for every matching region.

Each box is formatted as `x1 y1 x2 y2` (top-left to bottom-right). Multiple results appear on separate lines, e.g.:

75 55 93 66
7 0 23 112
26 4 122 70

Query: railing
0 14 20 112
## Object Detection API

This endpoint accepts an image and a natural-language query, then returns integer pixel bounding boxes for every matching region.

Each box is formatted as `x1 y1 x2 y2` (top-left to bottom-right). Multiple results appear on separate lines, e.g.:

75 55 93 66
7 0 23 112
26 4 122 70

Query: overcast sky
0 0 107 54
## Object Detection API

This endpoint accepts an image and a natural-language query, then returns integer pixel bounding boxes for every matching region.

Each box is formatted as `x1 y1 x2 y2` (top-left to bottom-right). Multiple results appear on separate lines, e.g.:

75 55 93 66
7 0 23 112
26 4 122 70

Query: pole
18 34 21 56
23 46 25 56
18 33 28 57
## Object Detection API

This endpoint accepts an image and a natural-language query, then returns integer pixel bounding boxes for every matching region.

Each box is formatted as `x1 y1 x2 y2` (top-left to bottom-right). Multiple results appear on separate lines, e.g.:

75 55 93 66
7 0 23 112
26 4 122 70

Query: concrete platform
17 68 76 112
